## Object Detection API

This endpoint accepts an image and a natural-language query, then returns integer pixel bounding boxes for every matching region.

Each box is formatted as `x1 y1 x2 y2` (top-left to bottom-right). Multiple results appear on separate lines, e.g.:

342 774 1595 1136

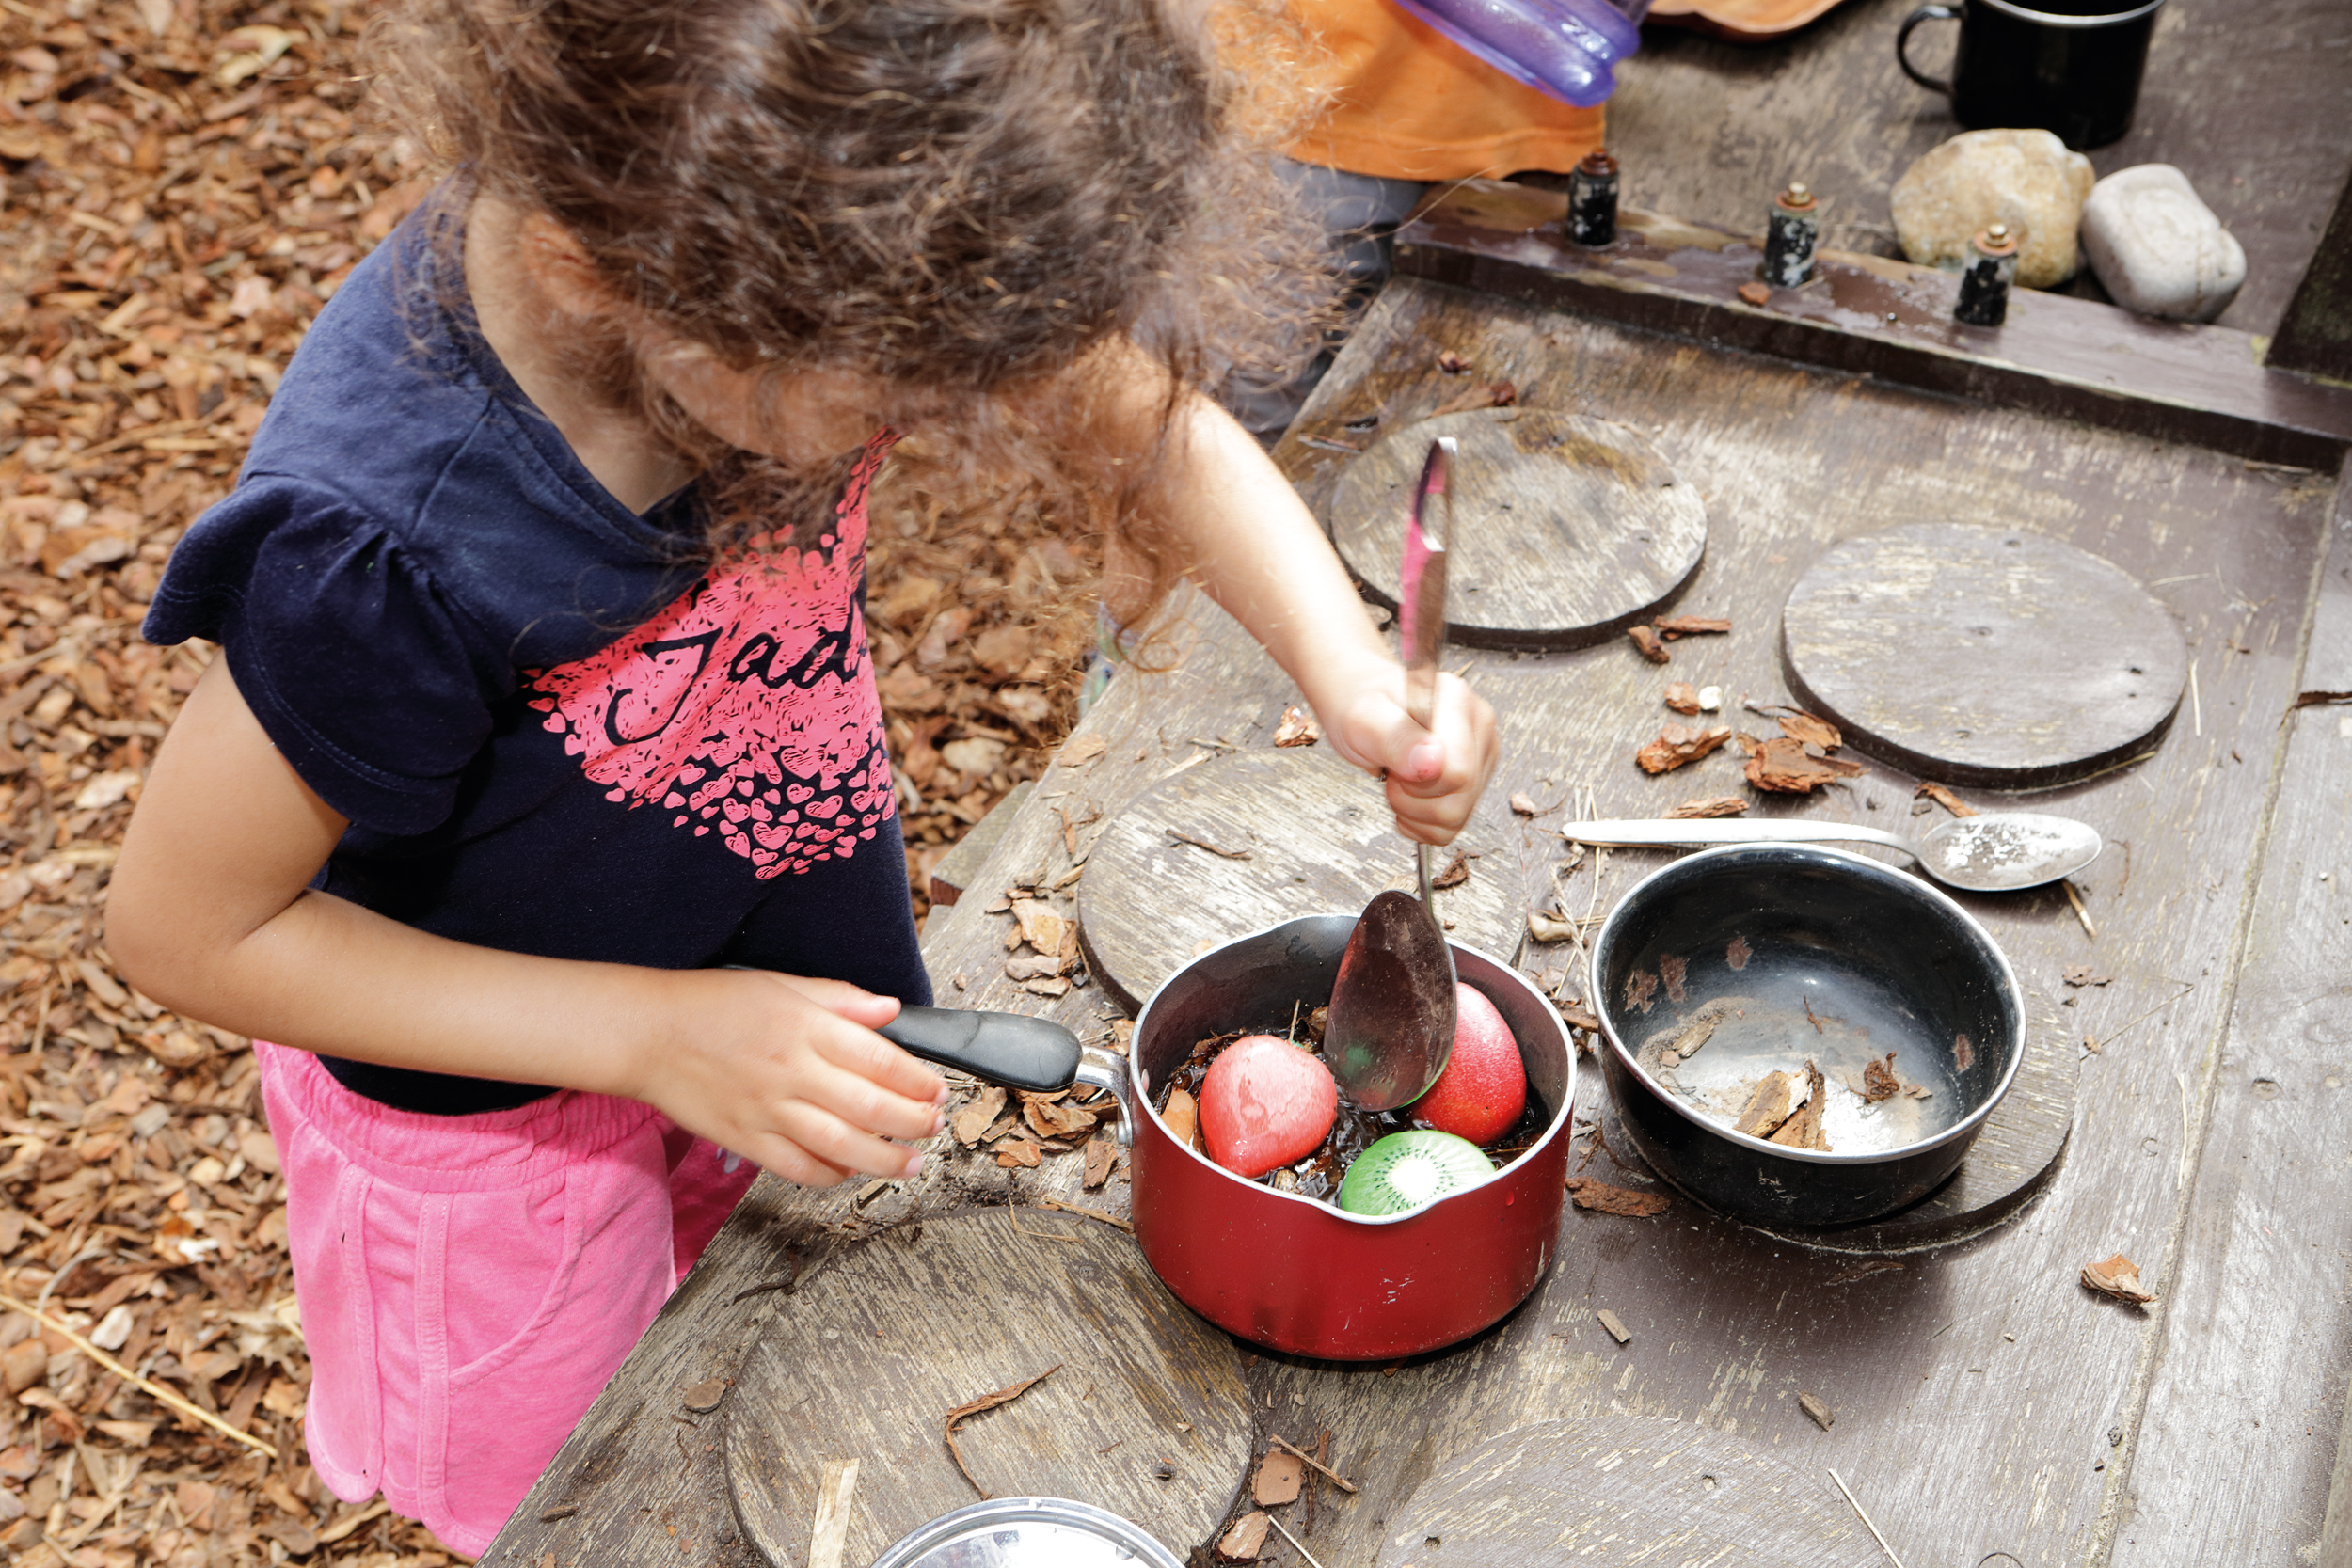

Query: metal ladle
1559 811 2103 893
1325 437 1461 1111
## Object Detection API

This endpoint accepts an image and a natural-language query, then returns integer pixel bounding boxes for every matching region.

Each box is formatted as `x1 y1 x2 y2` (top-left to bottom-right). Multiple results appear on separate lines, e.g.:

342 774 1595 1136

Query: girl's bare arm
1134 388 1501 845
106 657 946 1184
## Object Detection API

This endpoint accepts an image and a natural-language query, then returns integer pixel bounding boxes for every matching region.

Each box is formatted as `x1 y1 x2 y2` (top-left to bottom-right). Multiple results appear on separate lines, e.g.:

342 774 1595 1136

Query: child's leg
258 1043 687 1556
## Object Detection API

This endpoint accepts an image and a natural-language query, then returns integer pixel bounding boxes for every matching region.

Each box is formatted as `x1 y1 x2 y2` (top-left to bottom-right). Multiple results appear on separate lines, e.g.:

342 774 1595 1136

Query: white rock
2080 165 2246 323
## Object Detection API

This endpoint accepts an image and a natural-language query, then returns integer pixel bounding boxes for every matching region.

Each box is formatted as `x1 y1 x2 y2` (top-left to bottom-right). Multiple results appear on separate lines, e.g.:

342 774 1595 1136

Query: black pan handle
880 1005 1082 1094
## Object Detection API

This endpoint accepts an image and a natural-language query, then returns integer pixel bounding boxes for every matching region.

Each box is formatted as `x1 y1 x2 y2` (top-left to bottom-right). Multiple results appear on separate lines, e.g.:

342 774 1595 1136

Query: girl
106 0 1498 1552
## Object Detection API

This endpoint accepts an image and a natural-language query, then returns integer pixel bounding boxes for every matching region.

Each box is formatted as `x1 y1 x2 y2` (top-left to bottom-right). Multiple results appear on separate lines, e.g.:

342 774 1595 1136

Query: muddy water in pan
1632 968 1967 1156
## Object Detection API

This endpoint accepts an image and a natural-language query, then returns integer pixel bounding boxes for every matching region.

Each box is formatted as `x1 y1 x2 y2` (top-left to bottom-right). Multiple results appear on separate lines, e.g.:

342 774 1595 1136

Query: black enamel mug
1898 0 2165 150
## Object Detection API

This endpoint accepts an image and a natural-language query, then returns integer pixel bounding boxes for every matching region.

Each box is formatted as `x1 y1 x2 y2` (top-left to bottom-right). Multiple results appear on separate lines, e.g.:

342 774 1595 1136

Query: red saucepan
882 914 1577 1360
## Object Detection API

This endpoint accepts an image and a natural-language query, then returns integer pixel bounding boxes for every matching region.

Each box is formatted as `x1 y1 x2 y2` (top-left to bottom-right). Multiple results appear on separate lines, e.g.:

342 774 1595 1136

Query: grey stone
2080 165 2246 324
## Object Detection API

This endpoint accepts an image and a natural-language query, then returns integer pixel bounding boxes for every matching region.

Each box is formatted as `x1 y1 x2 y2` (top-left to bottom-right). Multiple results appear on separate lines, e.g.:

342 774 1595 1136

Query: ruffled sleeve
144 478 514 836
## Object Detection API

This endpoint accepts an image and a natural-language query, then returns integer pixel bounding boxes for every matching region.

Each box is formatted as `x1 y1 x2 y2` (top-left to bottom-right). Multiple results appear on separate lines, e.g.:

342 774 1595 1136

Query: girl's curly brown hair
367 0 1332 626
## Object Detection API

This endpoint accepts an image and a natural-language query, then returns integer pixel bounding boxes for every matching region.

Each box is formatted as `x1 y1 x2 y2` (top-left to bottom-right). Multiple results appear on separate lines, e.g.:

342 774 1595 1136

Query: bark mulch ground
0 3 1090 1562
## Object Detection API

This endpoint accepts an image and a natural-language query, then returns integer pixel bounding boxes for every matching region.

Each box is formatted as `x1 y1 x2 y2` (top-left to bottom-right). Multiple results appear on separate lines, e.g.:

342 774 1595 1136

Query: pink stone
1199 1036 1339 1179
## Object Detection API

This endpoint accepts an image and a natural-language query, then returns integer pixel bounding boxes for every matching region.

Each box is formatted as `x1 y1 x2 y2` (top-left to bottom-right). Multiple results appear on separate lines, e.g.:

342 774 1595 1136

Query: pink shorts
255 1042 757 1557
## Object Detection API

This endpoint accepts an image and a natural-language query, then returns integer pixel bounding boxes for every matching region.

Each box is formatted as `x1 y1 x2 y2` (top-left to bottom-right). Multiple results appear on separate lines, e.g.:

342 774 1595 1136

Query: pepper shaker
1762 181 1820 288
1566 148 1620 247
1954 223 2020 327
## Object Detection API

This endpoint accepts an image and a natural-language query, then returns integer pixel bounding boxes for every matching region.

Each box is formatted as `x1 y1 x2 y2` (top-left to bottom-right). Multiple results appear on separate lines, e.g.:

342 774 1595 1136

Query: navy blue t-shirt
143 210 930 1114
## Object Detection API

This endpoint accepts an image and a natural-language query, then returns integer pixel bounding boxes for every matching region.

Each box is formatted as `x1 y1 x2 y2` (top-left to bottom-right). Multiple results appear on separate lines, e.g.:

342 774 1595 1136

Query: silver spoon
1327 437 1460 1111
1558 812 2102 893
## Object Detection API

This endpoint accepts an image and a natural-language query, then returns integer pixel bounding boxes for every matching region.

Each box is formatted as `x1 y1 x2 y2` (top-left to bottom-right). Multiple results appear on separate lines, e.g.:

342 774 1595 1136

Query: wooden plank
1075 746 1525 1012
1780 521 2190 787
1237 278 2335 1568
485 277 2341 1568
721 1212 1253 1566
1364 1416 1875 1565
1602 0 2352 338
1326 407 1709 649
2106 467 2352 1564
2267 168 2352 383
1386 185 2352 470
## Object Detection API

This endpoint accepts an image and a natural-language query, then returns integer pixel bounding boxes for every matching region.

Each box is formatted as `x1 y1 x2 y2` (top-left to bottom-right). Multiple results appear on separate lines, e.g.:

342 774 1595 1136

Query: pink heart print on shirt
526 438 898 879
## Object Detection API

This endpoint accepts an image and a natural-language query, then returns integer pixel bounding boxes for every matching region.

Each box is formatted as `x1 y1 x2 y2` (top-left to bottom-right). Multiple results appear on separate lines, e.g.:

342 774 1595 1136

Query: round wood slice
1594 1019 2074 1254
723 1212 1252 1567
1075 747 1524 1013
1780 523 2189 787
1369 1416 1873 1566
1326 408 1709 650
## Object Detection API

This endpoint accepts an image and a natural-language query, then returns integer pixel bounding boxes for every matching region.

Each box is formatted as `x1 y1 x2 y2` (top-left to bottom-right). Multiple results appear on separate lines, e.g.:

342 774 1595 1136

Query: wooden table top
479 11 2352 1560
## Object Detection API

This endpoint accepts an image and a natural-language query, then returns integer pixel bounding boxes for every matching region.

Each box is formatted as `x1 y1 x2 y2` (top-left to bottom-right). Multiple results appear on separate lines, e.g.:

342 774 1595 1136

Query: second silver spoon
1558 812 2102 893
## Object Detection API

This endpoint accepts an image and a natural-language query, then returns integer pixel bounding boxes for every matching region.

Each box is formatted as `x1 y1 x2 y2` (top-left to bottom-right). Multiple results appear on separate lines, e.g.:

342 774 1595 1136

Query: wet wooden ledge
1394 181 2352 472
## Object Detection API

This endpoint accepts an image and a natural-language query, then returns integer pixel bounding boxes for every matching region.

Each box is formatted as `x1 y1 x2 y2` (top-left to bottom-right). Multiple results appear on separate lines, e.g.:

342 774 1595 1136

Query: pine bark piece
1655 614 1732 638
1915 781 1978 817
2082 1253 2157 1303
1273 705 1321 747
1733 1070 1799 1139
1628 624 1671 664
1664 681 1701 715
1799 1392 1835 1431
1667 794 1748 819
1776 710 1842 750
1595 1308 1632 1345
1252 1449 1303 1506
1162 1088 1200 1150
1565 1176 1672 1216
950 1086 1008 1147
1743 736 1866 793
1636 722 1733 774
1767 1060 1832 1151
1082 1135 1118 1189
1216 1511 1272 1561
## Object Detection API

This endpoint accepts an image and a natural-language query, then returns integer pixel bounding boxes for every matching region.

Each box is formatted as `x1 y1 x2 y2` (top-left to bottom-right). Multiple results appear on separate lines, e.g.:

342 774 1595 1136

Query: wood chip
1022 1092 1097 1140
1272 705 1320 747
682 1377 728 1413
1083 1135 1119 1189
1595 1308 1631 1344
1733 1069 1800 1140
2062 965 2113 988
2081 1253 2157 1304
1565 1176 1672 1216
1005 954 1069 981
951 1086 1009 1147
1666 794 1747 819
1636 722 1733 774
1060 736 1107 768
1655 614 1732 638
1557 1001 1602 1032
1914 781 1977 817
1664 681 1701 715
1216 1511 1272 1561
994 1138 1042 1168
1508 790 1542 816
1743 736 1865 793
1799 1392 1835 1431
1627 624 1670 664
808 1459 860 1568
1252 1449 1304 1506
1009 898 1067 955
1776 710 1842 749
1431 850 1473 890
1767 1060 1832 1151
1738 280 1772 305
1163 1087 1200 1150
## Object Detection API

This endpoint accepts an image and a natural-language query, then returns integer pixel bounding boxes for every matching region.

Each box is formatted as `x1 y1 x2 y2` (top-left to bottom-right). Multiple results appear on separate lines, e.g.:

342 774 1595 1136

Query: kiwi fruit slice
1336 1130 1494 1217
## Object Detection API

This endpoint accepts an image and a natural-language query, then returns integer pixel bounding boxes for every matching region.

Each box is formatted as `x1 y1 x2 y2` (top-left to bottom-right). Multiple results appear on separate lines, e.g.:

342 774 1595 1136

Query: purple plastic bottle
1389 0 1653 106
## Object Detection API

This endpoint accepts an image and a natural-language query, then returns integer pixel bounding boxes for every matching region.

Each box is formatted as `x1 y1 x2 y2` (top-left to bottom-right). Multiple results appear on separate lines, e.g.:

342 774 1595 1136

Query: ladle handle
1560 818 1918 857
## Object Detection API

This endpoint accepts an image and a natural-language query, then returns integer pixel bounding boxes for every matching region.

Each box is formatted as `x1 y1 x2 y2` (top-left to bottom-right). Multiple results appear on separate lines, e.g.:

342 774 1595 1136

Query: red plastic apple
1199 1035 1339 1179
1411 983 1527 1145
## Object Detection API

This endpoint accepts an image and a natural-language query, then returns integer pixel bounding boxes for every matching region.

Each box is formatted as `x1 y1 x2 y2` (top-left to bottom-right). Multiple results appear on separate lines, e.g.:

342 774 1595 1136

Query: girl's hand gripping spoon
1323 437 1461 1111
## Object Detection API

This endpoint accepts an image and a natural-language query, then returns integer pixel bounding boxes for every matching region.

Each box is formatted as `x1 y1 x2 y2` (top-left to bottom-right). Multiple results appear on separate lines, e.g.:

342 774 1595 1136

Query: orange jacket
1279 0 1608 181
